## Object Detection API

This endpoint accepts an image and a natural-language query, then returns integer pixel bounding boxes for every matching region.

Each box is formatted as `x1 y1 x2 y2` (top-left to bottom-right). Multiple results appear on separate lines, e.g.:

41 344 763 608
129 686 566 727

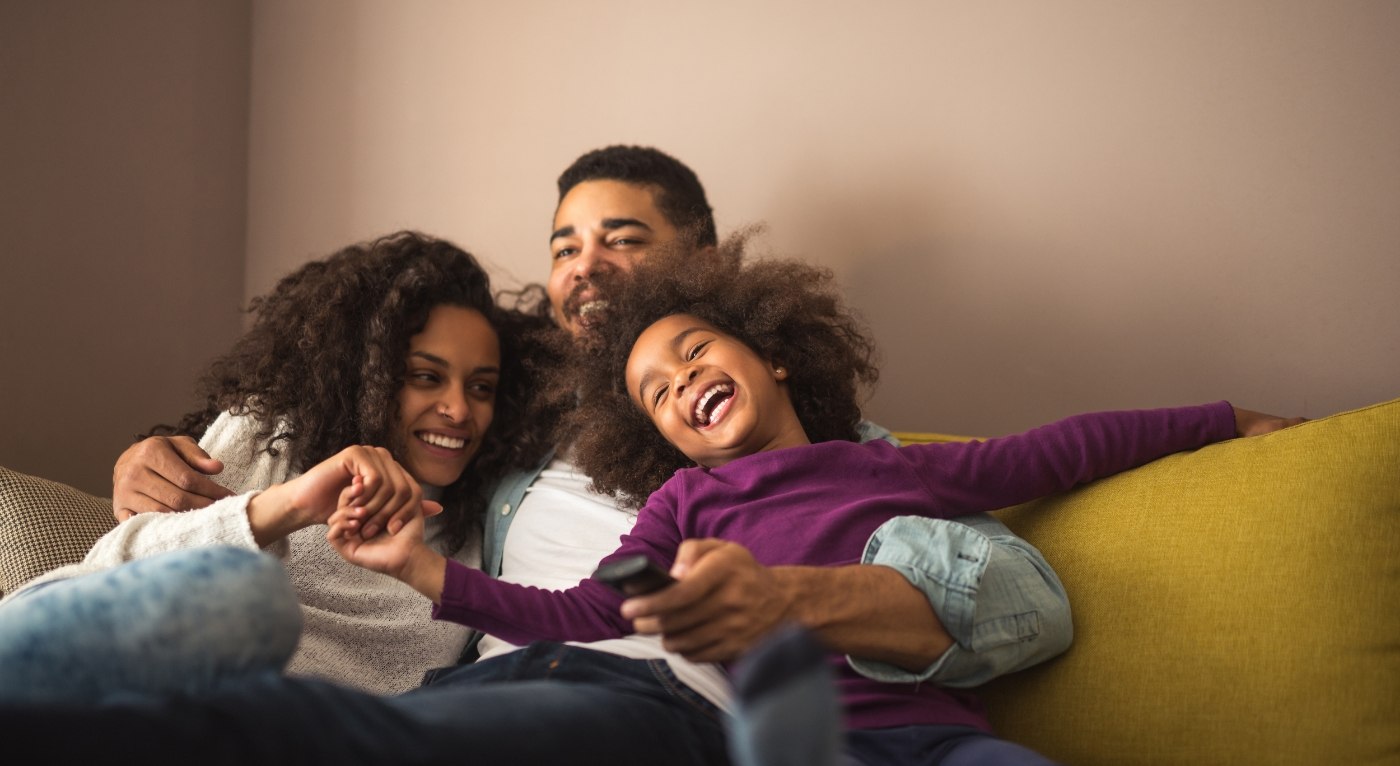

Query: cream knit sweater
17 412 480 695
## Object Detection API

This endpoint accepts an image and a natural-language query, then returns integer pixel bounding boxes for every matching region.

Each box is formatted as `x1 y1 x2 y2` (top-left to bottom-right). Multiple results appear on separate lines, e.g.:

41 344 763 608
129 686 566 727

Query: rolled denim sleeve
851 514 1072 688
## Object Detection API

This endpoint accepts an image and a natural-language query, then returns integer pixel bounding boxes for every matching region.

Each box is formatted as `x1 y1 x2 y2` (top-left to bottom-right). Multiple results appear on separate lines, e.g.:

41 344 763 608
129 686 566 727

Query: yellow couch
899 397 1399 765
3 398 1397 764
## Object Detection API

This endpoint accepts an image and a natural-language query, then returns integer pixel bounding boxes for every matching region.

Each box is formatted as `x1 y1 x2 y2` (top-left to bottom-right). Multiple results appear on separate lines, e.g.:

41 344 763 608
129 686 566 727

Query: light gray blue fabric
0 546 301 703
856 514 1071 688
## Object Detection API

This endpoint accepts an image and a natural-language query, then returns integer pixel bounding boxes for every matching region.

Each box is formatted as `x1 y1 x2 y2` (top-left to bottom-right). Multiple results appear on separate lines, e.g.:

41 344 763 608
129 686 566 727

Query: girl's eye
652 384 668 409
686 340 710 361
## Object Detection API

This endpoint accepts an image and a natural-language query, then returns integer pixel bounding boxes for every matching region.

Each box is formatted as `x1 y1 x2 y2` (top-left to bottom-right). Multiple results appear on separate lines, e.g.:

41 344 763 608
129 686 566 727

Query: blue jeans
0 546 301 703
0 642 730 766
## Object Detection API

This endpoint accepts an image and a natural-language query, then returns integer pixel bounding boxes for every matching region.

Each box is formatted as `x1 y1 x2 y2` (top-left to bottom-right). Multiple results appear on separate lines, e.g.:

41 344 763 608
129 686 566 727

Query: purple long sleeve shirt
436 401 1236 731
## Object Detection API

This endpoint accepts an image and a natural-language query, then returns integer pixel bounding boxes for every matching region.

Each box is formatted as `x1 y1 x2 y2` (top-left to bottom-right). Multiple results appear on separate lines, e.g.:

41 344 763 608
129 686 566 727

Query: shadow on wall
760 168 1244 437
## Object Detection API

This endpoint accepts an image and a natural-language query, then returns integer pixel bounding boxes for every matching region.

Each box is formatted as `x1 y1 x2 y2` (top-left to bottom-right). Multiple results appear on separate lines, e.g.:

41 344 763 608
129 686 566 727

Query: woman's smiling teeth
417 431 466 450
694 383 735 427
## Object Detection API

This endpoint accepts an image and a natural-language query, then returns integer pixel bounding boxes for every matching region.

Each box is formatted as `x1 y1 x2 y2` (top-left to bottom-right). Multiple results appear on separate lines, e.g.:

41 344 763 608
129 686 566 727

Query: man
83 145 1069 763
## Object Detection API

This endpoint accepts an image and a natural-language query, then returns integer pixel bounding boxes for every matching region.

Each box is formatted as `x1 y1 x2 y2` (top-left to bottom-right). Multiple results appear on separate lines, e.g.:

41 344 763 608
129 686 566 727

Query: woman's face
624 313 808 468
395 305 501 487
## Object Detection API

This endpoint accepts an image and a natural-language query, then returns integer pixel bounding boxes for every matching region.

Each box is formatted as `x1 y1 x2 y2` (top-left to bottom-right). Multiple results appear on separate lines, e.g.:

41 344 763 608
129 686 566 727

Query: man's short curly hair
148 230 552 553
557 145 718 247
556 229 879 506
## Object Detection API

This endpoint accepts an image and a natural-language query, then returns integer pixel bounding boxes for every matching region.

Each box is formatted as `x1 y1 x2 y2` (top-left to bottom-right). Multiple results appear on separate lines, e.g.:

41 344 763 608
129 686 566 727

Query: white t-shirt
476 456 732 711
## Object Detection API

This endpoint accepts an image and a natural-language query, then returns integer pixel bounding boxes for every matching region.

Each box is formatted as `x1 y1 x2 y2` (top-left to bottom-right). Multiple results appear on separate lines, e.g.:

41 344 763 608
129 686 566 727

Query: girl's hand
1232 407 1308 437
328 485 447 600
326 482 437 577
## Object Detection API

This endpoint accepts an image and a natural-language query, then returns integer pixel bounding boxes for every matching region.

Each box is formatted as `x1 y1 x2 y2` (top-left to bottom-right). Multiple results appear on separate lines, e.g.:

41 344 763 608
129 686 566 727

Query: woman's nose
438 389 470 424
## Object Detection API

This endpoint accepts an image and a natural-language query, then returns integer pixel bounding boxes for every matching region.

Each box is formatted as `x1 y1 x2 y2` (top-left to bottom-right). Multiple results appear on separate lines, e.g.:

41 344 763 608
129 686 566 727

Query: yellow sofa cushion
956 398 1400 765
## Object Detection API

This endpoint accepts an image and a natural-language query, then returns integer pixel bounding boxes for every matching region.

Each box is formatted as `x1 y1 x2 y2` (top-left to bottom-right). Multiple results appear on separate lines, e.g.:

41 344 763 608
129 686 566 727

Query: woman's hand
246 445 430 547
1232 407 1308 437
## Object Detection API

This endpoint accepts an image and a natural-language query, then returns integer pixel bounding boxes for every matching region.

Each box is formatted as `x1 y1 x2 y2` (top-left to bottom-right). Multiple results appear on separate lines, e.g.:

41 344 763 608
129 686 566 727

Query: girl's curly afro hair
147 230 553 553
554 228 880 507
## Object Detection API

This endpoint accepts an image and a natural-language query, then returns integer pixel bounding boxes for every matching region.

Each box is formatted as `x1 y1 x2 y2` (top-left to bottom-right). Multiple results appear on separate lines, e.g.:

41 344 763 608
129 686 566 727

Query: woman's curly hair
147 230 554 553
553 228 880 507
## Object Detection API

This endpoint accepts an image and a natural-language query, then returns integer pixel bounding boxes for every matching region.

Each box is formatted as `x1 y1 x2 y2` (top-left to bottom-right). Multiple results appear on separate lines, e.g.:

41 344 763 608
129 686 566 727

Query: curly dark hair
552 229 879 506
557 145 718 247
146 230 553 553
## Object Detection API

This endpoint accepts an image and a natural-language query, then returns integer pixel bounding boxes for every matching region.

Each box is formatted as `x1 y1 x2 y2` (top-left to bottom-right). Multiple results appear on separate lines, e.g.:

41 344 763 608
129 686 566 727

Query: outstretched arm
625 403 1306 669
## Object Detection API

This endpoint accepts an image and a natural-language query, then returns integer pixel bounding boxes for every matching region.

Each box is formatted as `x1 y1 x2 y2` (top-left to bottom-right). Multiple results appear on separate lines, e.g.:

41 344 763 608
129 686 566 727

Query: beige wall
244 0 1399 438
0 0 251 494
5 1 1397 495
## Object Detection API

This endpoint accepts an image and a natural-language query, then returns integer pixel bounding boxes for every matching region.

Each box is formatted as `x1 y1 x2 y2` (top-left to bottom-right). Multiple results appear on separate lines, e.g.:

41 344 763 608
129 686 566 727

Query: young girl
327 236 1301 763
0 230 550 701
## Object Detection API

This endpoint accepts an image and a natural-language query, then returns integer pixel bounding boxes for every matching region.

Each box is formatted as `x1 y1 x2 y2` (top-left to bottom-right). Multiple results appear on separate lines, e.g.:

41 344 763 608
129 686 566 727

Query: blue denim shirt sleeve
482 451 555 578
852 513 1073 688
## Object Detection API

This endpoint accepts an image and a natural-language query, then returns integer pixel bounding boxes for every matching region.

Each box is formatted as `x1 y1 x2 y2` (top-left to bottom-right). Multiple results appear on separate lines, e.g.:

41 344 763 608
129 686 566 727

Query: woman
0 230 550 701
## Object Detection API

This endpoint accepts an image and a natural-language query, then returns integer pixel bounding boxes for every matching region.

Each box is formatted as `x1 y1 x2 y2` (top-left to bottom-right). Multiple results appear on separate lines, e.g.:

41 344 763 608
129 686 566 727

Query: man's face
548 179 679 337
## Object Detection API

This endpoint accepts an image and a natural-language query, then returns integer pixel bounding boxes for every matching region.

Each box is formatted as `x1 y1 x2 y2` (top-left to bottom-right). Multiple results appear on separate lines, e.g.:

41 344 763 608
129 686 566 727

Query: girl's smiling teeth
694 383 735 427
417 431 467 450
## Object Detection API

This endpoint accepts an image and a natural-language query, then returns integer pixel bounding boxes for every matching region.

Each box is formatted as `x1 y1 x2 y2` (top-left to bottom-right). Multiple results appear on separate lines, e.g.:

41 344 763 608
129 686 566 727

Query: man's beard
562 273 623 332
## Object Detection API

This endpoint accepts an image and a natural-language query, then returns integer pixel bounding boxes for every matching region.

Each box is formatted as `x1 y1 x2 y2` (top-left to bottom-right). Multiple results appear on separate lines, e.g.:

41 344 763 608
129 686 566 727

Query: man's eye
553 247 576 260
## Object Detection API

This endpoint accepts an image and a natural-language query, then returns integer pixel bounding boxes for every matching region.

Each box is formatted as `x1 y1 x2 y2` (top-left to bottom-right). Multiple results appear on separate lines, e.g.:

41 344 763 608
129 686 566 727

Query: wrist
400 548 447 603
246 485 301 547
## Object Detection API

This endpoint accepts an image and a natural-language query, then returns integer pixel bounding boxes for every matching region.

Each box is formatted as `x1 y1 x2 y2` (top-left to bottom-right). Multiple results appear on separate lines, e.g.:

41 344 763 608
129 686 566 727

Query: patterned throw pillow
0 466 116 597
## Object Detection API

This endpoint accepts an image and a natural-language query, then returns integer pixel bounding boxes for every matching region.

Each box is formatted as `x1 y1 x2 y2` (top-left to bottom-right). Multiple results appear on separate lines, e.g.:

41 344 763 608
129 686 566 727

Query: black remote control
592 555 676 596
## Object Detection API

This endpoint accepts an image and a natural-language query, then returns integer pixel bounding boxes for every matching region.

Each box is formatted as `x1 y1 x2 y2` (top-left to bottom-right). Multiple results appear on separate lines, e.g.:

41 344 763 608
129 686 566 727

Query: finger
120 485 189 515
671 538 726 579
361 453 417 538
168 437 232 492
151 443 234 504
620 570 714 620
378 459 422 536
142 470 229 512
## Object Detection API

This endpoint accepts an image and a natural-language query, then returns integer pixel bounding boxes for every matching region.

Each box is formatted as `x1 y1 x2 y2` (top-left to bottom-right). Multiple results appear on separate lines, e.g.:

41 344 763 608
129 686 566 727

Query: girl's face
395 305 501 487
625 313 809 468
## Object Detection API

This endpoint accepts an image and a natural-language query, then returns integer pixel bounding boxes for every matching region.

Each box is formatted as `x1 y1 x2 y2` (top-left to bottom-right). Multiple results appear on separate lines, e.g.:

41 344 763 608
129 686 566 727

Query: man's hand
112 435 234 520
621 539 794 663
621 538 953 670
